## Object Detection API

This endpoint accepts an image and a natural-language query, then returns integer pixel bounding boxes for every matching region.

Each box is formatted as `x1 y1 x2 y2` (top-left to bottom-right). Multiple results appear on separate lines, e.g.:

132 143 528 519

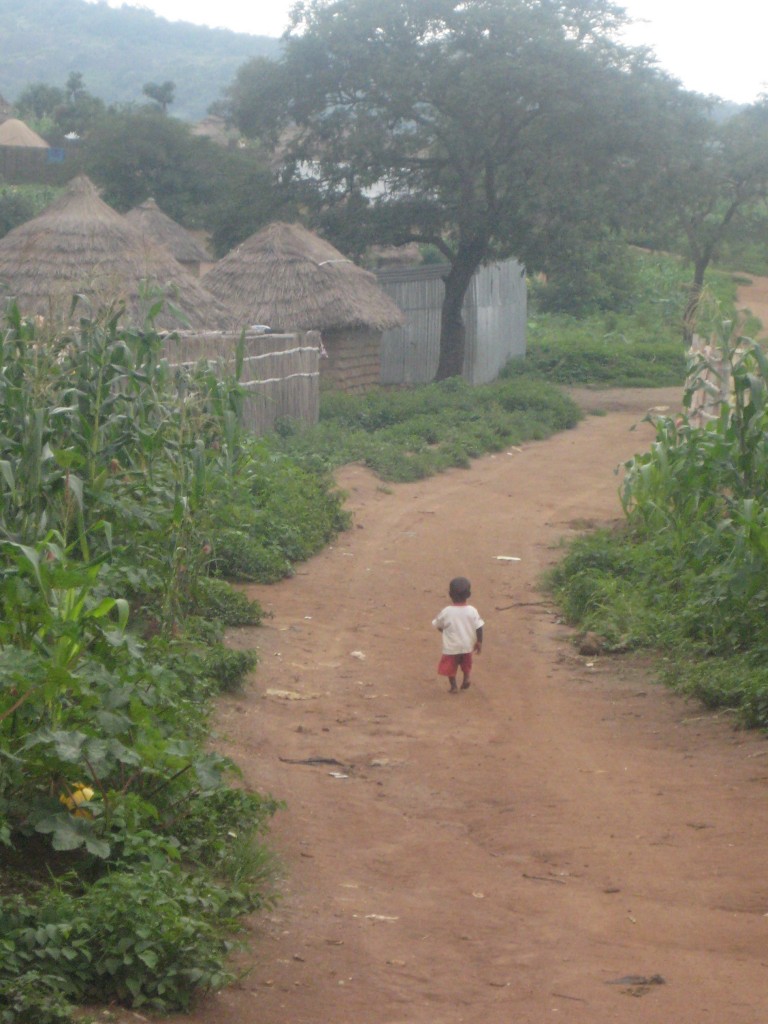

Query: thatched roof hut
125 198 213 277
0 117 50 183
0 175 232 331
206 221 404 333
0 118 49 148
204 222 404 391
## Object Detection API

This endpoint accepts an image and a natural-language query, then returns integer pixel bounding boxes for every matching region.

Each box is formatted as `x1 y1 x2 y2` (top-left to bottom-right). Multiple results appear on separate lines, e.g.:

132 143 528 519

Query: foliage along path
155 380 768 1024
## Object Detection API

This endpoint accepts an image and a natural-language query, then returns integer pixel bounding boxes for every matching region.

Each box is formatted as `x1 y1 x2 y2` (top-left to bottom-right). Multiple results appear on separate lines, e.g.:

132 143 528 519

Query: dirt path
736 271 768 337
136 380 768 1024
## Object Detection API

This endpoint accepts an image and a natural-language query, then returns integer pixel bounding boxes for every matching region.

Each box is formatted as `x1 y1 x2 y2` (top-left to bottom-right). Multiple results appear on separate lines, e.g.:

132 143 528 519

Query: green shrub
192 576 264 626
0 969 74 1024
211 529 293 583
170 787 282 874
493 377 582 429
534 237 640 316
203 645 258 693
0 867 242 1012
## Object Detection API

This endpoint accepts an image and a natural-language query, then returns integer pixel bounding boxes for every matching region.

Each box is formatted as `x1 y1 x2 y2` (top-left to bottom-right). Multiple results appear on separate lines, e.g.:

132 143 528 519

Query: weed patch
277 376 583 482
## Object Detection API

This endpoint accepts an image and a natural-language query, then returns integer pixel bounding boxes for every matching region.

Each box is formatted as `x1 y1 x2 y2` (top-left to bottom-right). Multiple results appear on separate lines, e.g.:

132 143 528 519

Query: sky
90 0 767 105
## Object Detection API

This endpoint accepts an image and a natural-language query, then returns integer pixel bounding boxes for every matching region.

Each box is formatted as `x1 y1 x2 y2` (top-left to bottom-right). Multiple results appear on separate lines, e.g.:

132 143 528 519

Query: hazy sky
90 0 767 104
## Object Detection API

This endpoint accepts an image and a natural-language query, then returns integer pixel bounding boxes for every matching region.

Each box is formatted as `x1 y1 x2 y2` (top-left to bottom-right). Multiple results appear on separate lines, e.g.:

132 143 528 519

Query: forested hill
0 0 280 122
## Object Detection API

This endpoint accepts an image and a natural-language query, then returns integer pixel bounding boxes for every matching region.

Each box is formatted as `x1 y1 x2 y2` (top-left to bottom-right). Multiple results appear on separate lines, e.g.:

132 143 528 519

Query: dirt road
153 378 768 1024
737 271 768 338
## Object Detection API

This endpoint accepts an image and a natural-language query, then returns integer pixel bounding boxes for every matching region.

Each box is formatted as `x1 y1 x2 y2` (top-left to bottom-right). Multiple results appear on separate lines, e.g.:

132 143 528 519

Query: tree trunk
682 257 710 347
435 251 482 381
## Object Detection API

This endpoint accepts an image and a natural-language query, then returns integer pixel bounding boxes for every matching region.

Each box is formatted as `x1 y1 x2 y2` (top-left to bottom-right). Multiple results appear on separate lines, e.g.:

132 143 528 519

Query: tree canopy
78 107 284 249
143 80 176 114
644 97 768 341
15 73 106 143
227 0 689 376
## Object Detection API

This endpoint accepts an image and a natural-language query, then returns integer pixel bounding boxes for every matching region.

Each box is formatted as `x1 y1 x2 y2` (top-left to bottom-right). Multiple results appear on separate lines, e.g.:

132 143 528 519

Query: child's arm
474 625 483 653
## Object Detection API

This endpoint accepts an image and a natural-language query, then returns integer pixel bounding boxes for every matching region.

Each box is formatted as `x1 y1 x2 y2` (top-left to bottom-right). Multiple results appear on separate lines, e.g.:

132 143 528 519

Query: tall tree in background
82 109 203 215
143 80 176 113
14 73 105 142
81 107 282 244
15 82 65 122
227 0 677 378
646 97 768 343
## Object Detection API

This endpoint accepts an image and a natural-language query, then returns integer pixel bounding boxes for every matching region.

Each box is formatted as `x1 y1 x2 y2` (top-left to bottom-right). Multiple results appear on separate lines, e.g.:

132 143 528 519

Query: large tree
227 0 676 377
80 107 284 247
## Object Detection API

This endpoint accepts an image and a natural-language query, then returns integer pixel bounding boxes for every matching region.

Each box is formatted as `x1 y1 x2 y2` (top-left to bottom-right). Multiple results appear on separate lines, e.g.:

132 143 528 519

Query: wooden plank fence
164 329 320 435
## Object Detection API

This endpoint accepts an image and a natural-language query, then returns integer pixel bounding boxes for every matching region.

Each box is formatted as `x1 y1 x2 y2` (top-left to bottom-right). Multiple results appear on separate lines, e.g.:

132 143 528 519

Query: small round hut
0 117 48 147
0 175 232 331
204 221 404 392
125 198 213 278
0 117 50 183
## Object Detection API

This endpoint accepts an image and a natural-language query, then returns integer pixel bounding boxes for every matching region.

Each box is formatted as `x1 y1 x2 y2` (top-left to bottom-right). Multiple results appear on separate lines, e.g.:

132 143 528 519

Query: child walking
432 576 484 693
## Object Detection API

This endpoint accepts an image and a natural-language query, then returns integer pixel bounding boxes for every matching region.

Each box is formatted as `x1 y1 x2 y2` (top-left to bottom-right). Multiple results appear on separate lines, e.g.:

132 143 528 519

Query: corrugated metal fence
376 258 527 385
164 329 320 435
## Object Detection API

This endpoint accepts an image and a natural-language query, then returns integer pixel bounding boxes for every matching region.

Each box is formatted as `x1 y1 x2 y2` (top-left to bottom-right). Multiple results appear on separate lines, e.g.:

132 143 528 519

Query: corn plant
605 313 768 656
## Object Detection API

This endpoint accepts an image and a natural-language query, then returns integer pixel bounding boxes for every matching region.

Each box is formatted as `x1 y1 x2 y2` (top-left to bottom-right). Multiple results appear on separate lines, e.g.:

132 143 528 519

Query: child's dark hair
449 576 471 602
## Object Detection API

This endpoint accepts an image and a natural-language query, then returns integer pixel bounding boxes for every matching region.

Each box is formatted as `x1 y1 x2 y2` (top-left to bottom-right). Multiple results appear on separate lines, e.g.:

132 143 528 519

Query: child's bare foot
449 679 458 693
460 678 471 690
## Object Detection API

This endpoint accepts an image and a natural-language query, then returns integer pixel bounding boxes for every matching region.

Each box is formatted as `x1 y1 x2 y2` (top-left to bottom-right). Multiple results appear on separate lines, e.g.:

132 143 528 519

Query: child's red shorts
437 652 473 676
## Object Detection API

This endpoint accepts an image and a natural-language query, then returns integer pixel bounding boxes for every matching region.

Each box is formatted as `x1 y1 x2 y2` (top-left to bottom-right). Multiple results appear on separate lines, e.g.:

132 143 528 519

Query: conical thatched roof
204 221 404 333
0 176 232 331
125 198 211 265
0 118 49 148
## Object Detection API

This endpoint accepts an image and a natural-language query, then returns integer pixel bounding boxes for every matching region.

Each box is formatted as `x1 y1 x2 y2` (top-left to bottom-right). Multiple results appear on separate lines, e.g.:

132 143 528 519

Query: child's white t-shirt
432 604 484 654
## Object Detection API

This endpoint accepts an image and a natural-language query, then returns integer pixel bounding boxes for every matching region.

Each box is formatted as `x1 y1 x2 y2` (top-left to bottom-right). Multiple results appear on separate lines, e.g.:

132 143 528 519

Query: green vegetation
548 318 768 728
0 304 347 1022
3 0 768 1008
275 375 582 483
517 251 744 388
0 184 61 238
79 107 288 247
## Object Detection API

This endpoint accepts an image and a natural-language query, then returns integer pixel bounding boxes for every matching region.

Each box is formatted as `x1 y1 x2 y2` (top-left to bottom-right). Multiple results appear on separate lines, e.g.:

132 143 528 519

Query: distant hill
0 0 281 122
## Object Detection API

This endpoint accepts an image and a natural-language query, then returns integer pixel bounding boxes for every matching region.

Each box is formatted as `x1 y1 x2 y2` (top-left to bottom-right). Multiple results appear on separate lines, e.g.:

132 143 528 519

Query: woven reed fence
164 329 320 435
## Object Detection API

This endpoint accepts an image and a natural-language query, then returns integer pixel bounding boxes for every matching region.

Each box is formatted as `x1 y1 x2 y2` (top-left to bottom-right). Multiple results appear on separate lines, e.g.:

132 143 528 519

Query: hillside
0 0 280 122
